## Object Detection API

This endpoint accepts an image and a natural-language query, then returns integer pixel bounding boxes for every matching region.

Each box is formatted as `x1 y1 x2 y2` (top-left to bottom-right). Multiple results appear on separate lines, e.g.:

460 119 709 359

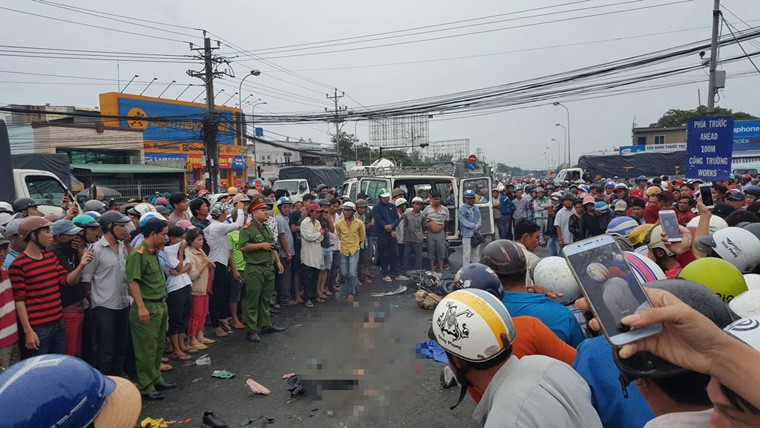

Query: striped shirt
0 268 18 348
9 251 68 327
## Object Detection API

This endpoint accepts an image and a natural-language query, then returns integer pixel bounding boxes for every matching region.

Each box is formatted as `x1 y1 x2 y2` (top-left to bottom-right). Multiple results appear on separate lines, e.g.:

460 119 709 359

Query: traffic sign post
468 154 478 163
686 116 734 181
468 163 478 171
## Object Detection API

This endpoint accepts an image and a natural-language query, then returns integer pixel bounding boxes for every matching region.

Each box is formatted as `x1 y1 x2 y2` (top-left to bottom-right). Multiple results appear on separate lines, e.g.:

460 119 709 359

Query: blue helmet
463 190 476 198
594 201 610 213
579 184 590 193
604 181 615 189
0 355 141 427
606 216 640 237
449 262 504 298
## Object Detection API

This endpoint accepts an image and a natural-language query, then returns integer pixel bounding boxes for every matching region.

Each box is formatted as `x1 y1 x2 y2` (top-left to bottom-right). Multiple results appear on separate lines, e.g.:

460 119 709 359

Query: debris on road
281 372 296 379
202 411 228 428
246 378 271 395
212 370 235 379
195 354 211 365
370 285 407 297
140 417 170 428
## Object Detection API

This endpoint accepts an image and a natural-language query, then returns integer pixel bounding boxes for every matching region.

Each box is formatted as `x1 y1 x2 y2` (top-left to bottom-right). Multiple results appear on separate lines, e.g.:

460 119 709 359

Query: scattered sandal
246 378 271 395
211 369 235 379
304 301 314 308
315 298 326 303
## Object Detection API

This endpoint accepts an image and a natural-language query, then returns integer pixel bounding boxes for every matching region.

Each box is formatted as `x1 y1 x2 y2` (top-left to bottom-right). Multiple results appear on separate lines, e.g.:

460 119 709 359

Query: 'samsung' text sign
686 116 734 181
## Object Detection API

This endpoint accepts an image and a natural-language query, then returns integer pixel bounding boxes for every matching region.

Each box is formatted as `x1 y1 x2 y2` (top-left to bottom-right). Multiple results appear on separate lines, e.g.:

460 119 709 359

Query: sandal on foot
171 354 192 361
200 338 216 344
160 363 174 372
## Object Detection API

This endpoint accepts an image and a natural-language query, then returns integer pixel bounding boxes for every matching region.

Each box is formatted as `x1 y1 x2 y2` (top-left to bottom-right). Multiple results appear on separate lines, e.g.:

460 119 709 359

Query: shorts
427 231 446 260
230 275 244 303
321 247 333 271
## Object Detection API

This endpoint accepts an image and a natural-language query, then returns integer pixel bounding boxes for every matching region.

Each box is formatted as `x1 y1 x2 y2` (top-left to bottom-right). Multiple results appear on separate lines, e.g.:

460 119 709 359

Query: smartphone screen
659 210 682 242
563 235 662 346
699 185 714 208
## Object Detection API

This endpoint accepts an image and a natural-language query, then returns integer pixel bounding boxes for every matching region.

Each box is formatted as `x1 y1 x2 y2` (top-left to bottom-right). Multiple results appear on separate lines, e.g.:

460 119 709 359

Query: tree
650 106 758 127
494 162 524 176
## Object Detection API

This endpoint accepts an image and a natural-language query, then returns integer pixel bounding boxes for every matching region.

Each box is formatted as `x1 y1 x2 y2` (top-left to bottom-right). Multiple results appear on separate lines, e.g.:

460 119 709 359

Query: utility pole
188 34 233 193
327 88 346 164
707 0 721 114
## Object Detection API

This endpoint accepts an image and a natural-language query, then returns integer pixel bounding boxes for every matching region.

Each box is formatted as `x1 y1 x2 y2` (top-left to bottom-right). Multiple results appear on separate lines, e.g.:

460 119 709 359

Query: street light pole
553 102 571 165
237 71 261 182
545 146 554 169
250 100 267 179
555 123 568 166
551 138 562 167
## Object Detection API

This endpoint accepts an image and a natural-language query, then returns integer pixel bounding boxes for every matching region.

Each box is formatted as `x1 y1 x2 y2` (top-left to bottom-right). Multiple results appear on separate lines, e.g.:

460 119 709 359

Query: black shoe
247 331 261 342
142 391 166 401
155 381 177 390
203 411 228 428
260 325 285 334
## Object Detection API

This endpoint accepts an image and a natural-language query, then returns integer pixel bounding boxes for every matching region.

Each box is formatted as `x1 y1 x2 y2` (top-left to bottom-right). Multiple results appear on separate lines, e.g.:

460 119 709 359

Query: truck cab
12 169 67 216
339 164 494 246
272 179 309 201
554 167 583 185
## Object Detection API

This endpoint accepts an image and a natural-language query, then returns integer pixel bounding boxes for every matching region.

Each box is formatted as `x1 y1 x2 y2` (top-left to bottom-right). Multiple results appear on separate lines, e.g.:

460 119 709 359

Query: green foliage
650 106 759 127
494 162 524 176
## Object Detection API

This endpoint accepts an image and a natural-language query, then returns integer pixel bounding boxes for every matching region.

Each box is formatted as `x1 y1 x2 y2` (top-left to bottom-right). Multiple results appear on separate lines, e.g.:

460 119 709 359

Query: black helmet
98 211 131 231
12 198 37 213
448 263 504 298
83 199 106 214
560 192 576 201
479 240 527 276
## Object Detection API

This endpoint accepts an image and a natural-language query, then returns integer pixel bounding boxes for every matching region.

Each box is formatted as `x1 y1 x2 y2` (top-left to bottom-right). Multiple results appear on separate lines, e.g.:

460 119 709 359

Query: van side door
458 176 494 237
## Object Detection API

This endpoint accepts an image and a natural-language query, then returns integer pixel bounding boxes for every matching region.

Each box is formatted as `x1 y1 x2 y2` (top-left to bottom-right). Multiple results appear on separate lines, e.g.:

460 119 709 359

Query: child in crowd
185 228 215 350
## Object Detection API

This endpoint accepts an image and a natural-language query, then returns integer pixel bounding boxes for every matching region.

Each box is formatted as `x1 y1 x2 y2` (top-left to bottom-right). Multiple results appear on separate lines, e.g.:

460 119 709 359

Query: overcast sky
2 0 759 169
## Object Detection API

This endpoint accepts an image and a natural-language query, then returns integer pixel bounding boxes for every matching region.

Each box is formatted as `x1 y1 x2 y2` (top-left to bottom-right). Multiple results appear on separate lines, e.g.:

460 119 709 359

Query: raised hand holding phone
563 235 662 346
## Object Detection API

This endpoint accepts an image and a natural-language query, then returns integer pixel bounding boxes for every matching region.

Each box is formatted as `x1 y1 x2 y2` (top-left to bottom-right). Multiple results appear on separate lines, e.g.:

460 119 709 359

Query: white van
338 164 494 246
11 169 68 216
272 179 309 201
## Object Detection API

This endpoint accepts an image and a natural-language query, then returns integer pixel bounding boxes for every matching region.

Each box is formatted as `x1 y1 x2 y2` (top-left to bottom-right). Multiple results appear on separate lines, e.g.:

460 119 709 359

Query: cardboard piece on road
371 285 407 297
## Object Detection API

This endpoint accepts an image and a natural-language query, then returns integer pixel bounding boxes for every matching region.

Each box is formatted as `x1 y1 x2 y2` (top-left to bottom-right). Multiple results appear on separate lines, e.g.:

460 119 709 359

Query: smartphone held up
563 235 662 346
658 210 682 242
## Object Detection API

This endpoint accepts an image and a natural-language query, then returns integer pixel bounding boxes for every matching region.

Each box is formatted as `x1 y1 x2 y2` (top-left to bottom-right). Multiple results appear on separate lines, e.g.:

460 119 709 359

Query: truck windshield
25 175 66 206
273 180 303 194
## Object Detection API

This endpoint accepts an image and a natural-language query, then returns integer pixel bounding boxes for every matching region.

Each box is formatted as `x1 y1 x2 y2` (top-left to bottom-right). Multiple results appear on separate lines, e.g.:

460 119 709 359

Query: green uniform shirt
228 230 246 272
240 221 275 267
126 242 167 300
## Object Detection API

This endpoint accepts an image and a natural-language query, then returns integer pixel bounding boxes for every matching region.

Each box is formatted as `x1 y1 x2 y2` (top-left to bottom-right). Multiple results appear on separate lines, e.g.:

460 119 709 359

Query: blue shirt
573 337 655 428
458 203 481 238
372 202 399 238
3 248 19 269
502 291 586 347
499 194 515 216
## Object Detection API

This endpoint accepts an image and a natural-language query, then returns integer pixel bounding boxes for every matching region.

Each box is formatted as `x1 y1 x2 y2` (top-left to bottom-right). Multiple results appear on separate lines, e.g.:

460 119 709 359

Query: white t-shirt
204 210 245 265
555 206 574 243
164 242 192 293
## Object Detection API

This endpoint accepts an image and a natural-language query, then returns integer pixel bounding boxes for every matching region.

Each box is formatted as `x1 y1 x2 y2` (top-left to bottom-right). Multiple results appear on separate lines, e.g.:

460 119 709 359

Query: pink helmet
582 195 596 205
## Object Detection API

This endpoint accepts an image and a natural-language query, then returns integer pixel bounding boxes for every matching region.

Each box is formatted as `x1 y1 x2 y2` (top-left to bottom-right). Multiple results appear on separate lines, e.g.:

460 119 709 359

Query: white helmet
0 202 13 214
340 201 356 211
496 184 505 192
394 198 408 207
724 315 760 352
131 202 157 216
587 262 609 282
139 212 166 227
728 290 760 319
686 214 728 233
530 256 580 305
624 251 666 283
744 274 760 291
430 289 516 363
711 227 760 273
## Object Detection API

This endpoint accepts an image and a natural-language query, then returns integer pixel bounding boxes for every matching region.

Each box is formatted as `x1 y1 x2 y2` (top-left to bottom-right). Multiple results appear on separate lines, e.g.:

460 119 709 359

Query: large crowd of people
1 171 760 427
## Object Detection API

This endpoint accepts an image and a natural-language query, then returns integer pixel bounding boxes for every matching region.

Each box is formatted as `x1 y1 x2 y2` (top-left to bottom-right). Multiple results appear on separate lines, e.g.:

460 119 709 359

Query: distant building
631 125 687 146
251 137 339 181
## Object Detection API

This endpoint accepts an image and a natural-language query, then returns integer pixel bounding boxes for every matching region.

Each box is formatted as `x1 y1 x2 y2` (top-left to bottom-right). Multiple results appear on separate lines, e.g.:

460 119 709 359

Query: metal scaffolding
423 139 470 161
368 114 429 148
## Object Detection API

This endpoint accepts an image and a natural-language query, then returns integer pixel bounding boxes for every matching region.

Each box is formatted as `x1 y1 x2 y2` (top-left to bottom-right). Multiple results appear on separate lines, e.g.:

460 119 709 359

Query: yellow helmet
627 223 655 247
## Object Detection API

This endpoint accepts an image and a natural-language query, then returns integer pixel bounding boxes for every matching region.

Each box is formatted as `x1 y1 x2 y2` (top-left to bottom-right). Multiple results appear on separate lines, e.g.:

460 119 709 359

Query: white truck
10 169 69 216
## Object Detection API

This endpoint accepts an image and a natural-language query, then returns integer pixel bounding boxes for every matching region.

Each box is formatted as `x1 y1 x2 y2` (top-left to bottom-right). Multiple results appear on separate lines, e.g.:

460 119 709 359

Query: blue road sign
468 162 478 171
686 116 734 181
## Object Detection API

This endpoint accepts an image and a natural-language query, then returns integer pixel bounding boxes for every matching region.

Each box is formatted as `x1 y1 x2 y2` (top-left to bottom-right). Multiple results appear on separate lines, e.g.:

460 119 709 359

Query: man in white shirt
555 193 576 247
203 201 245 337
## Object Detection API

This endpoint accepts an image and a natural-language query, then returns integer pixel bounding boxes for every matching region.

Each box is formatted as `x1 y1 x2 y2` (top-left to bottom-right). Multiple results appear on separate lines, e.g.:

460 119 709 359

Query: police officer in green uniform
126 218 176 400
240 197 285 343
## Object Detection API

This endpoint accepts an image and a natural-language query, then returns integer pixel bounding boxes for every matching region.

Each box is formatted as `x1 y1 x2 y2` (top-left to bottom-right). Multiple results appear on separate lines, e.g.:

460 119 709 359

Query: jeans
461 237 482 267
535 219 547 244
377 235 400 276
498 215 513 240
404 241 424 271
88 306 130 376
547 236 561 257
301 266 319 302
340 251 360 297
276 257 293 303
33 319 67 356
358 246 370 281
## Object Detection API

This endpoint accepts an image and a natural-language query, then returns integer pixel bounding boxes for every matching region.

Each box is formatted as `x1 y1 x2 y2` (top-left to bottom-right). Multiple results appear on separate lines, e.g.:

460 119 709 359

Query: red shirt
676 209 695 226
0 268 18 348
9 251 69 327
